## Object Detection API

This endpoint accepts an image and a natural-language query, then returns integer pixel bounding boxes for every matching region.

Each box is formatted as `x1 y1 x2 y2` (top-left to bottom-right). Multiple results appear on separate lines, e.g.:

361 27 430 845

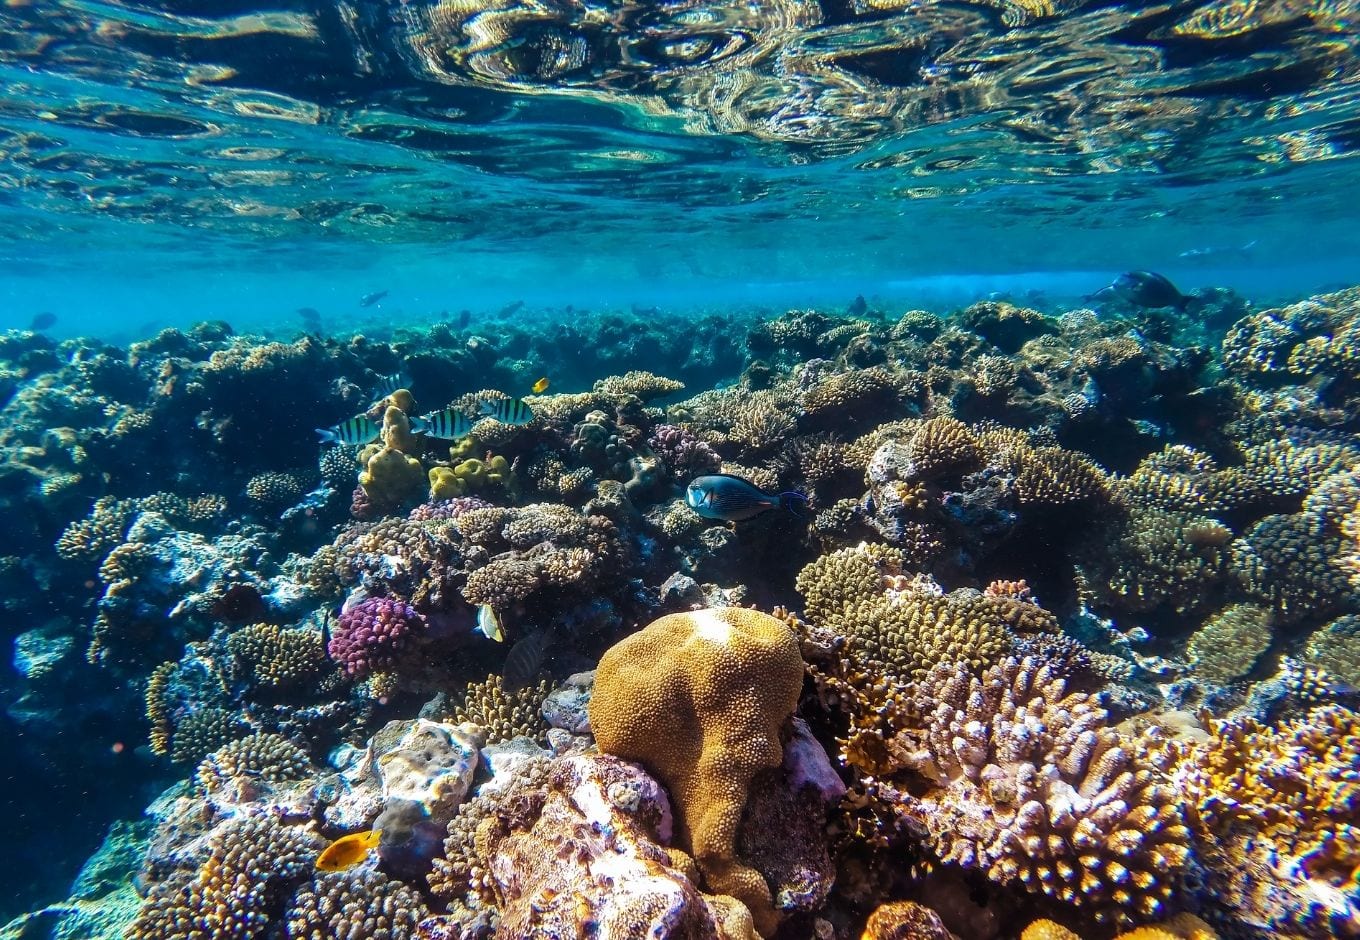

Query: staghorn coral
730 390 797 455
858 655 1192 926
196 732 312 794
226 623 327 690
446 673 552 743
796 544 1015 680
327 596 424 677
589 608 804 936
1185 604 1274 683
129 813 320 939
649 423 722 479
286 870 429 940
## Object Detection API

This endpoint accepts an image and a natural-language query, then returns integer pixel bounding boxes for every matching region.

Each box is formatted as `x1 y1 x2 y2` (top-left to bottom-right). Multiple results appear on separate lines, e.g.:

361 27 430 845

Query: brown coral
588 608 804 936
447 673 551 743
858 656 1192 926
1185 604 1273 683
286 869 429 940
226 623 327 690
196 732 312 794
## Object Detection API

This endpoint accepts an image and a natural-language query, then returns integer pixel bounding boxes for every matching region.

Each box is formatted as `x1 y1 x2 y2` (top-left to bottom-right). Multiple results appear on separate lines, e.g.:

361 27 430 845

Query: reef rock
483 753 757 940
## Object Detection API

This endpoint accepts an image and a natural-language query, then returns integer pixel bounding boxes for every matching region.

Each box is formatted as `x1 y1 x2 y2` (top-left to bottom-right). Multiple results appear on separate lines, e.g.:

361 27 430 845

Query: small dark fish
372 371 410 401
499 300 525 317
456 310 472 329
478 397 534 426
317 414 381 446
685 473 807 522
1093 271 1189 311
29 311 57 331
297 306 322 323
411 408 473 439
503 629 552 690
359 290 389 307
848 294 867 316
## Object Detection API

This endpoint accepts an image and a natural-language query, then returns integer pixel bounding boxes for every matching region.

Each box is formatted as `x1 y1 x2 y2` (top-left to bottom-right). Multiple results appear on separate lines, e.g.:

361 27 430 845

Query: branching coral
286 870 429 940
593 370 685 402
226 623 327 690
851 656 1192 926
129 813 320 939
796 544 1015 680
446 673 551 743
1186 604 1273 683
196 732 312 794
1151 705 1360 935
327 596 424 677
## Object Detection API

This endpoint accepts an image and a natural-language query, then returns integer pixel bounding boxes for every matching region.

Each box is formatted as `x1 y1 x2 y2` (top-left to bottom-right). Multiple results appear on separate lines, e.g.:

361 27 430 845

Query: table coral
588 607 804 936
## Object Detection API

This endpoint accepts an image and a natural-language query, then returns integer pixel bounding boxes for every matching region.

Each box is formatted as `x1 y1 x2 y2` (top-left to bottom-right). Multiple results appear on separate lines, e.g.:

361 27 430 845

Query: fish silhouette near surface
316 414 381 446
316 829 382 872
29 312 57 331
685 474 807 522
1088 271 1190 311
359 290 389 307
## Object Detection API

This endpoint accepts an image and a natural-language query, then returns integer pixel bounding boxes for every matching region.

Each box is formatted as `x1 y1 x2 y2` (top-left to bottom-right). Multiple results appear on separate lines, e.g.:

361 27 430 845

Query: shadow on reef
1 286 1358 938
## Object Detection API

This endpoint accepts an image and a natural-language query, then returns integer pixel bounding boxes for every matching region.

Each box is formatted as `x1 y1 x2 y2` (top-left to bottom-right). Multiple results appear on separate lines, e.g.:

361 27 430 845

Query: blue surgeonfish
685 474 807 522
317 414 381 446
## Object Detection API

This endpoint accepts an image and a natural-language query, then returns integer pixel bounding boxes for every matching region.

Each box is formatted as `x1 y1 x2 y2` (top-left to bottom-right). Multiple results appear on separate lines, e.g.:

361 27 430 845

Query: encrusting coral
588 607 805 936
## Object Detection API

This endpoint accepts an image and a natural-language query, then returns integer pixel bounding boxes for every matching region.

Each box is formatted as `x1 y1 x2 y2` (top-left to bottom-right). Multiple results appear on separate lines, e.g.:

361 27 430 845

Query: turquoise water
2 0 1360 936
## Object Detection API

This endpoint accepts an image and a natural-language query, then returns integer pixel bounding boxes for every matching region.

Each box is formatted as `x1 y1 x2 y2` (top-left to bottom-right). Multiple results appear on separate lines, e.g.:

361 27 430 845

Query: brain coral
855 656 1192 926
588 607 804 937
129 813 320 939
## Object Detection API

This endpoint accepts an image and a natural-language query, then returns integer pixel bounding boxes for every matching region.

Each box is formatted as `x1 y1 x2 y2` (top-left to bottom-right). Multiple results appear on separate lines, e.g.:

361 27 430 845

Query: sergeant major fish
371 370 411 401
411 408 473 439
479 397 534 426
685 474 807 522
316 414 381 446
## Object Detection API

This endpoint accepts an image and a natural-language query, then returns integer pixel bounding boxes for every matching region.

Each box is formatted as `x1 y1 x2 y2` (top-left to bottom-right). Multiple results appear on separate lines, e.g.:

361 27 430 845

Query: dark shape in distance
503 628 552 690
359 290 389 307
29 311 57 331
499 300 525 317
848 294 867 316
1090 271 1189 311
685 473 807 522
297 306 323 327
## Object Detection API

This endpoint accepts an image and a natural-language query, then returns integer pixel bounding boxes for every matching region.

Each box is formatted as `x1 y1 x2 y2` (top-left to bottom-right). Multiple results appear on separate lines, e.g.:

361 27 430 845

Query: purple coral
648 424 721 479
407 497 491 522
328 596 423 676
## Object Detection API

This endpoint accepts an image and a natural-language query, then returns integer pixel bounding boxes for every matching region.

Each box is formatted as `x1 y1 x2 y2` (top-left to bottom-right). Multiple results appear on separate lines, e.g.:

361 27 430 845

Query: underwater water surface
1 0 1359 936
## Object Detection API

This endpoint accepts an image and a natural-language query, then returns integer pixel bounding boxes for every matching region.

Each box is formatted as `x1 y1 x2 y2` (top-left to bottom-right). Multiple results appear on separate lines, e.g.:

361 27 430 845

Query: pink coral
327 596 423 676
649 424 722 479
407 497 492 522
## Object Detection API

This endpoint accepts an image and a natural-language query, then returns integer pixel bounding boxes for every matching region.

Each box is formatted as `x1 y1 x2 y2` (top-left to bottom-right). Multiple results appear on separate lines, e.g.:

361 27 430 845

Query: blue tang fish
685 474 806 522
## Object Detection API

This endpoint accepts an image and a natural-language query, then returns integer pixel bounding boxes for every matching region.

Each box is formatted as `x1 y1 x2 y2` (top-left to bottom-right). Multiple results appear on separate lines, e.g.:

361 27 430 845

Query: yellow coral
861 901 952 939
588 608 804 937
1022 916 1217 940
429 455 511 501
359 445 424 507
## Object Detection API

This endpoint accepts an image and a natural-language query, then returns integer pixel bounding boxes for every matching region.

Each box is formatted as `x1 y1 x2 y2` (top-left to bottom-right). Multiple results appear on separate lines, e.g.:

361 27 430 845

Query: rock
540 671 593 734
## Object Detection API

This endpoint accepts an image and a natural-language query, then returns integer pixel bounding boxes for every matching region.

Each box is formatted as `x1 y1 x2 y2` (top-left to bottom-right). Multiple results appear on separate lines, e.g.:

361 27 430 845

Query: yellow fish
315 829 382 872
531 376 549 394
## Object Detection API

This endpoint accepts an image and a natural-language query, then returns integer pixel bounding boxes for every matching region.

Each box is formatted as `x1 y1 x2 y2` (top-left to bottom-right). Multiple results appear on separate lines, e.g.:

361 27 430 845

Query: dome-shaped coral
327 596 424 676
588 607 804 937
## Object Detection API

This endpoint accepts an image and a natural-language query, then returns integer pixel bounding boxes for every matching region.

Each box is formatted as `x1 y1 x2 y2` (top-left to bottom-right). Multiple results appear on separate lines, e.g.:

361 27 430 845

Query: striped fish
371 371 410 401
478 396 534 426
411 408 473 439
316 414 381 446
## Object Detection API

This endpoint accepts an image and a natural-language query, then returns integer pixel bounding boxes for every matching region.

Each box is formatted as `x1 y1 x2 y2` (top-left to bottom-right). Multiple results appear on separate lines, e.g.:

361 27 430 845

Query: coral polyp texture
8 287 1360 940
588 607 805 936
